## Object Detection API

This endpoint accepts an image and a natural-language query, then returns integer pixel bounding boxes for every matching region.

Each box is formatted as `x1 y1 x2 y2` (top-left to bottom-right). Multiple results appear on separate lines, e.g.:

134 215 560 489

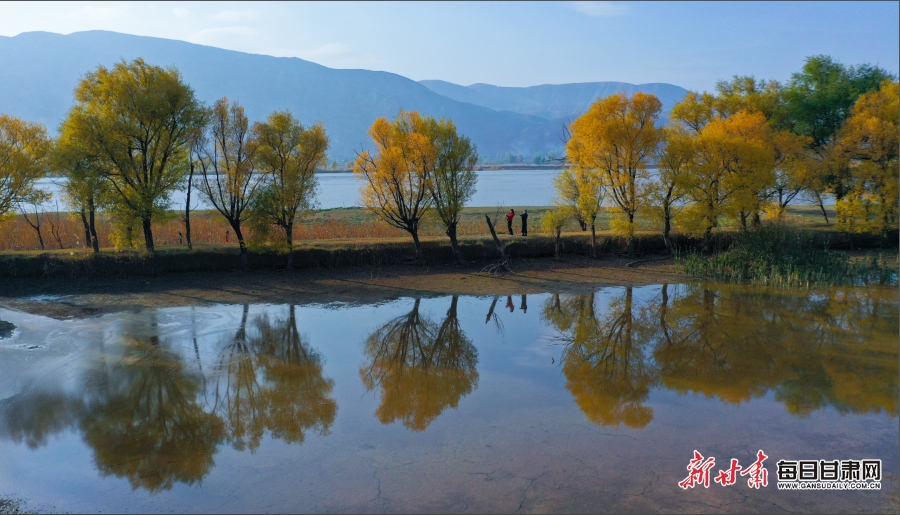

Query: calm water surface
29 169 562 212
0 284 896 513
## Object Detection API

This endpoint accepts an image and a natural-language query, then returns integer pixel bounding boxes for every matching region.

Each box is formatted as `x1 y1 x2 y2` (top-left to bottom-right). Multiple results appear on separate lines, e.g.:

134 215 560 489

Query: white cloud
213 10 259 22
569 1 629 17
172 7 191 18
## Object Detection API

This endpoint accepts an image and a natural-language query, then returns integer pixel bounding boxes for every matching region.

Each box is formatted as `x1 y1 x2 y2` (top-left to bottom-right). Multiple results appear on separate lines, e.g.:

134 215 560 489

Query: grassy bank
0 224 895 280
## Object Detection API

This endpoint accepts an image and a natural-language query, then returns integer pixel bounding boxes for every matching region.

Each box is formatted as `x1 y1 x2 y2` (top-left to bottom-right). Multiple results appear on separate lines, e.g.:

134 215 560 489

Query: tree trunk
484 214 507 260
446 222 465 265
231 221 249 268
185 162 194 251
142 217 155 252
554 227 562 261
590 222 597 259
410 228 424 261
625 212 636 257
80 208 92 249
88 201 99 254
814 191 830 225
752 210 762 228
663 203 672 253
285 222 294 269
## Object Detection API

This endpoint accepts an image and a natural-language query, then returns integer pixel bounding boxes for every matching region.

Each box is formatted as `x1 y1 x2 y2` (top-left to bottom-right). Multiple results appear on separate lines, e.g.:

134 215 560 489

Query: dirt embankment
0 255 682 320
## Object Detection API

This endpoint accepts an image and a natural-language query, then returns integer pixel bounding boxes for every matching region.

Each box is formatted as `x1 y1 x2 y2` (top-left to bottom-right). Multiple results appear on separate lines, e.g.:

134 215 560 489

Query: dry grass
0 205 839 252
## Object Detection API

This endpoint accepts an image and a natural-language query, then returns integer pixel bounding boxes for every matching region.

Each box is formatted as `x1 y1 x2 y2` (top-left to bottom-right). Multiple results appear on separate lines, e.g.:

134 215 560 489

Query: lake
28 169 563 212
0 283 896 513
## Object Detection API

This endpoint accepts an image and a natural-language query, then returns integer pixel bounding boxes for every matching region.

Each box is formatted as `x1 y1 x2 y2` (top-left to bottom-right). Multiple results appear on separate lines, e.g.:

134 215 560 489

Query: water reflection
360 297 478 431
0 285 895 500
214 305 337 451
0 306 336 493
543 284 899 429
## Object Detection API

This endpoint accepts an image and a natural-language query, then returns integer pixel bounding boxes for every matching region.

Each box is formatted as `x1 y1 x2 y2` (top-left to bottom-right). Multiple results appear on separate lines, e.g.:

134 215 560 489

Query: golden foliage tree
652 126 692 250
0 115 51 219
674 111 774 240
355 111 436 260
835 79 899 235
552 166 604 257
62 58 207 252
53 128 110 253
567 92 663 254
195 98 262 267
252 111 328 267
424 118 478 264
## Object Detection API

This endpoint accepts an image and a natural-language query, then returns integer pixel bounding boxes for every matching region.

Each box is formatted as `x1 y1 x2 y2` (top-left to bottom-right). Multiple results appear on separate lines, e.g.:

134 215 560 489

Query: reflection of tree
0 390 83 449
214 305 337 451
545 284 898 427
81 314 224 493
546 289 656 429
361 297 478 431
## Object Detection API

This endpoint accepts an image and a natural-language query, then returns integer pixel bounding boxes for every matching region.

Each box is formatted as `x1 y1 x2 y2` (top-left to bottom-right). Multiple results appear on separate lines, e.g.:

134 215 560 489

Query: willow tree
355 111 435 260
552 166 603 258
195 98 262 267
0 115 51 220
836 79 899 235
53 128 109 253
252 111 328 268
567 92 663 255
424 117 478 264
675 111 774 240
62 59 206 252
652 126 692 251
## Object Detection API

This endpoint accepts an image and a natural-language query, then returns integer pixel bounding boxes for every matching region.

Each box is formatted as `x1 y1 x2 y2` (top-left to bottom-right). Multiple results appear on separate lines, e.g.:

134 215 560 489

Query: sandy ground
0 256 681 320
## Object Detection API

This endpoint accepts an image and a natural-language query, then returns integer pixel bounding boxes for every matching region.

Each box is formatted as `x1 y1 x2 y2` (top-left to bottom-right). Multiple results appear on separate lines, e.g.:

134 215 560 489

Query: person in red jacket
506 209 515 235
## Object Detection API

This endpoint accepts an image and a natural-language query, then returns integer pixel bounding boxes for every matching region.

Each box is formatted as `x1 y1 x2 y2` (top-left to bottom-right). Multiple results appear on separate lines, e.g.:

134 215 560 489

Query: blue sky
1 1 897 91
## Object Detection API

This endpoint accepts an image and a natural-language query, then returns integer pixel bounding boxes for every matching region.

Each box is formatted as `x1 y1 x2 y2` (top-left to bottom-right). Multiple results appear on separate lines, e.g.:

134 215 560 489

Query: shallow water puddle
0 284 897 513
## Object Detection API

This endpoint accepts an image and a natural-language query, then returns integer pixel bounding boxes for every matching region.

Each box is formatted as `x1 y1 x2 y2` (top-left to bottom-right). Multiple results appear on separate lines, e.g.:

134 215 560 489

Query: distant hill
419 80 689 121
0 31 688 161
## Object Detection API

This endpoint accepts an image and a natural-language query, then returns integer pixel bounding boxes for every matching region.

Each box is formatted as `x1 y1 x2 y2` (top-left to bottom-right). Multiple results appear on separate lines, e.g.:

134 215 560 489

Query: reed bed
676 225 898 287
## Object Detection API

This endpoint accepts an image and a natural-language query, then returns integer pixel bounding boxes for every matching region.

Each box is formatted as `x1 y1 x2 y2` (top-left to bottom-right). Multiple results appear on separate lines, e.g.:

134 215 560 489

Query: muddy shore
0 256 681 320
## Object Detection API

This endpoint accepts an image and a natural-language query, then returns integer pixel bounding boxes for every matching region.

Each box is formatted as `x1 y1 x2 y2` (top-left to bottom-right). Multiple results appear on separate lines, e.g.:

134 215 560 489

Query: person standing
506 209 515 235
520 210 528 236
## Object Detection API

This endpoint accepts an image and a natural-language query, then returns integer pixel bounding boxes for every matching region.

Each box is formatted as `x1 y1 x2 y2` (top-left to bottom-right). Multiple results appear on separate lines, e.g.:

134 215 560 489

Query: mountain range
0 30 688 160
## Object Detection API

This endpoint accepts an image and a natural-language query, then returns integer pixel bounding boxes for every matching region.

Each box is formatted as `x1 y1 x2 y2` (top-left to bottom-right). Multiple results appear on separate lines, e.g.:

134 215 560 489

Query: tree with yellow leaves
355 111 435 260
195 98 261 267
567 92 662 254
0 115 51 220
652 126 692 251
836 79 899 235
423 117 478 264
62 59 207 252
552 166 603 257
673 110 774 240
252 111 328 268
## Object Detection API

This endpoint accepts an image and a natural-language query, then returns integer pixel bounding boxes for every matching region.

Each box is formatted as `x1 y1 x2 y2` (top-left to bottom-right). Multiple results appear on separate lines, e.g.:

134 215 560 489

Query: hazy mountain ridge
419 80 689 120
0 31 687 160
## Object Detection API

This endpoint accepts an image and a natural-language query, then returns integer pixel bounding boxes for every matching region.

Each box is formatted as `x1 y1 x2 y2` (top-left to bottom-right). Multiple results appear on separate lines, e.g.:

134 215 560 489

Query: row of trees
2 55 895 262
1 59 329 264
550 55 898 257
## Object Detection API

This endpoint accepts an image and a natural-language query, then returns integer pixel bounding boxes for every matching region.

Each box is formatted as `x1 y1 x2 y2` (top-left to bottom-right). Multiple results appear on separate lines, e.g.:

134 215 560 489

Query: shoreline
0 255 683 320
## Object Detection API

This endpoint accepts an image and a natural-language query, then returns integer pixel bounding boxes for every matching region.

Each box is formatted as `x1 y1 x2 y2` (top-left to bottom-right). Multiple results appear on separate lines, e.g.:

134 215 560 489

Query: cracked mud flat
0 279 897 513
